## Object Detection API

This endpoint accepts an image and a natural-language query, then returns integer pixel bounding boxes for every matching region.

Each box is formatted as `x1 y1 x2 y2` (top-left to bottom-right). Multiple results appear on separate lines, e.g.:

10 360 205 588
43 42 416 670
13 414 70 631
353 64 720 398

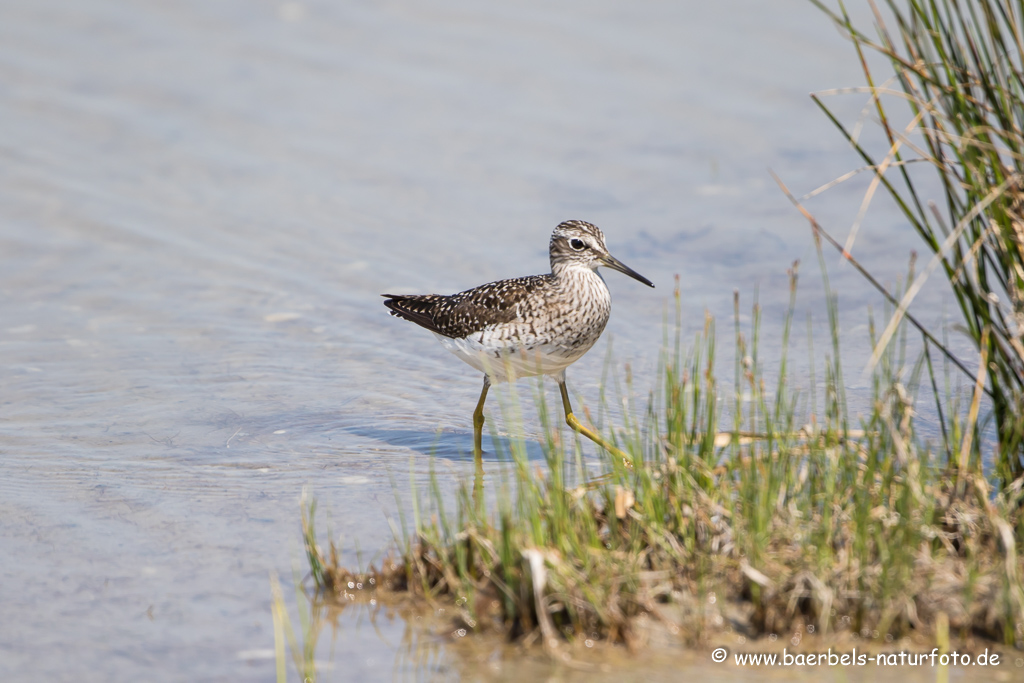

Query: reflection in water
276 586 455 682
285 585 1017 683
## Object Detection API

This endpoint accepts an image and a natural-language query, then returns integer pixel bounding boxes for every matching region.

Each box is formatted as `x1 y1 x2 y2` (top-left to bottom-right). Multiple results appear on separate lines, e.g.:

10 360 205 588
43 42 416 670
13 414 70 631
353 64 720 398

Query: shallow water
285 598 1022 682
0 0 984 680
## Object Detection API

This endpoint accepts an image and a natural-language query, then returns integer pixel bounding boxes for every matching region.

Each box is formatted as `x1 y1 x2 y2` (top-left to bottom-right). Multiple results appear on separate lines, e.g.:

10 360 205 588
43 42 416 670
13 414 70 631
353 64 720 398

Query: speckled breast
435 269 612 383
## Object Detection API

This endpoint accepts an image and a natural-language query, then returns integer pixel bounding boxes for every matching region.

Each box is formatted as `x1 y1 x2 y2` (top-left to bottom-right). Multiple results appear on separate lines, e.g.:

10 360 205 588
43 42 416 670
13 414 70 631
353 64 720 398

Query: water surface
0 0 980 679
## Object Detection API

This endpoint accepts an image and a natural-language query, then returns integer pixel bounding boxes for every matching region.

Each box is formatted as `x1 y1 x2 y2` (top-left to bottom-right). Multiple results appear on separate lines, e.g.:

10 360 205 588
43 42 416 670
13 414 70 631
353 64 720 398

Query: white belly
434 332 589 383
431 267 612 384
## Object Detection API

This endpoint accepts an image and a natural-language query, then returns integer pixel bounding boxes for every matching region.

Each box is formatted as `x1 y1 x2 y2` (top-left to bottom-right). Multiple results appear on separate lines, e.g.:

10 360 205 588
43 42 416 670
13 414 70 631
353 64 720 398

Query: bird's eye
570 238 586 251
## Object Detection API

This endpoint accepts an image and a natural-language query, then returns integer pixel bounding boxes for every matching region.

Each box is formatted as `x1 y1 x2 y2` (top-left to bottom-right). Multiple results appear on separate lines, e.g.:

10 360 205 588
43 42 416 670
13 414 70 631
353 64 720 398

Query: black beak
600 253 654 288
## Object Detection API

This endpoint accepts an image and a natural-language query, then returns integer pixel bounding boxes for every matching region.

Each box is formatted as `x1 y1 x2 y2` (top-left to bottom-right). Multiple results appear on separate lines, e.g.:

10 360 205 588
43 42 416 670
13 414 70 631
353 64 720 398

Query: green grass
300 257 1024 651
270 569 321 683
809 0 1024 484
290 1 1024 658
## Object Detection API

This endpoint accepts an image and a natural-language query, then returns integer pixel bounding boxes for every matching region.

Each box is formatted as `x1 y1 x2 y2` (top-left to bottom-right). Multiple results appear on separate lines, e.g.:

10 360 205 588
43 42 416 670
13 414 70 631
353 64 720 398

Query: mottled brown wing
382 294 447 334
382 274 552 339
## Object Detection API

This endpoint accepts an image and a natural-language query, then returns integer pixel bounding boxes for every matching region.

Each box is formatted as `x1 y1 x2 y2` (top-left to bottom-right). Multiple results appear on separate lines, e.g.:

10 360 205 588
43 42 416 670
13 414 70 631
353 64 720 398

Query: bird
382 219 654 464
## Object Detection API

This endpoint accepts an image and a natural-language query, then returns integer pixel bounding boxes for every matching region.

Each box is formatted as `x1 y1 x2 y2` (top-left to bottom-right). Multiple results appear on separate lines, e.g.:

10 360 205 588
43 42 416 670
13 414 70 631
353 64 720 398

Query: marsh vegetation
292 0 1024 672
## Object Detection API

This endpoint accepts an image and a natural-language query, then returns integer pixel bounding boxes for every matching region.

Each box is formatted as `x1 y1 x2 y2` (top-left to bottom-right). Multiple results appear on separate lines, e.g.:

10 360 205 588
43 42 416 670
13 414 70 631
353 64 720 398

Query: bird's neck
551 262 608 294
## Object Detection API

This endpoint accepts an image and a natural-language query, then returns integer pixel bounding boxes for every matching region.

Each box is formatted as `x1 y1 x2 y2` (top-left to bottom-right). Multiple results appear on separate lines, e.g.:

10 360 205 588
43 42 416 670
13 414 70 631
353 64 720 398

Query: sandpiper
383 219 654 463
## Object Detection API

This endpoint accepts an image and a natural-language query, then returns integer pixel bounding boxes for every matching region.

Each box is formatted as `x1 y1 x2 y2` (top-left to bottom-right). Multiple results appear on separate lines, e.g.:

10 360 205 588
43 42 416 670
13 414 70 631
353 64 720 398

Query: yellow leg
558 380 633 466
472 377 490 465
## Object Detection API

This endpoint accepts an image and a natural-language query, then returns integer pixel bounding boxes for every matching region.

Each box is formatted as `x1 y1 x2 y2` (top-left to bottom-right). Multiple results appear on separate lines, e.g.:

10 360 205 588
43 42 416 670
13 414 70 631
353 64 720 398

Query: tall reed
810 0 1024 484
301 268 1024 650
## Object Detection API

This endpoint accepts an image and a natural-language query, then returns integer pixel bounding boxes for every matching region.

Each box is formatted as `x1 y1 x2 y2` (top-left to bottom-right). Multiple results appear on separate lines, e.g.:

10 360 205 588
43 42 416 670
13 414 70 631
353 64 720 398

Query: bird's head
549 220 654 288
